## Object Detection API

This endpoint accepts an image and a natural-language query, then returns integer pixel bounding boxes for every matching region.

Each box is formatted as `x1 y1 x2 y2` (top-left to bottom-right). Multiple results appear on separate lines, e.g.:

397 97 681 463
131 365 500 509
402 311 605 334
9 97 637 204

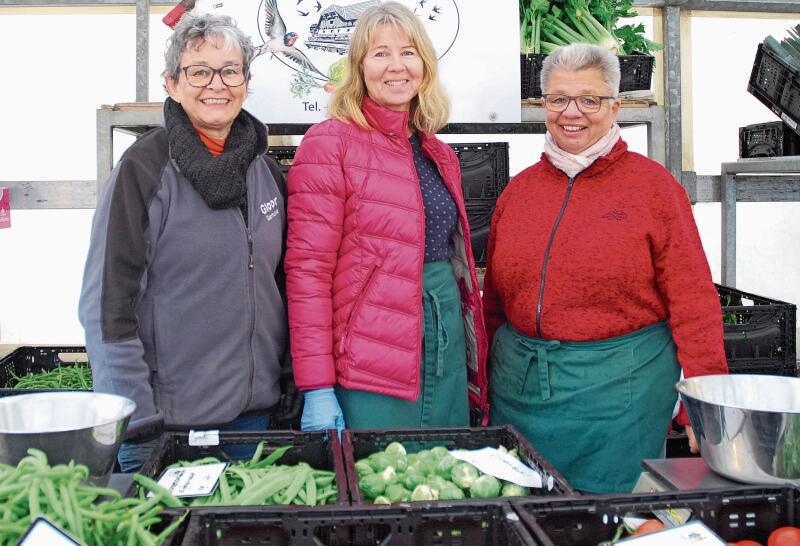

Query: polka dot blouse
409 133 457 263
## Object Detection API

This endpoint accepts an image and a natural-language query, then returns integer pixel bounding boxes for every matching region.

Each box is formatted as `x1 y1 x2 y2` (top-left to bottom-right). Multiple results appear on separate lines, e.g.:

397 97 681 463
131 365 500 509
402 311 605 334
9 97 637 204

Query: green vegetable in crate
385 441 407 457
437 482 466 500
368 451 394 472
359 472 387 498
10 363 92 390
501 482 530 497
435 453 457 479
385 483 411 503
0 448 186 546
139 442 338 507
402 469 425 490
450 461 480 490
355 458 374 477
410 484 438 501
469 474 502 498
373 495 392 504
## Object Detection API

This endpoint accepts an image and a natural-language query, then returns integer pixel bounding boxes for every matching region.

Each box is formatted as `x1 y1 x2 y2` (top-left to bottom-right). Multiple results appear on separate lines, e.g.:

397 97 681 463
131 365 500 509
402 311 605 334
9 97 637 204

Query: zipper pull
247 229 254 270
339 331 347 354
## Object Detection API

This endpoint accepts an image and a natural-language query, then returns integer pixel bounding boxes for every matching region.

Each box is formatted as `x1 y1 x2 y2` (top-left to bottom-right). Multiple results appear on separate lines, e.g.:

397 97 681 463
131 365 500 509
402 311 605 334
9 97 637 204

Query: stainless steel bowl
677 374 800 485
0 392 135 484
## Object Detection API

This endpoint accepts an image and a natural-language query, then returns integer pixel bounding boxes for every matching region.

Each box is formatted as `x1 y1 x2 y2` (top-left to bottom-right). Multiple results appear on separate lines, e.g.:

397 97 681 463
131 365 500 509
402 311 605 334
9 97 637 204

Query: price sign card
189 429 220 446
450 447 550 489
618 521 727 545
18 517 81 546
154 462 228 498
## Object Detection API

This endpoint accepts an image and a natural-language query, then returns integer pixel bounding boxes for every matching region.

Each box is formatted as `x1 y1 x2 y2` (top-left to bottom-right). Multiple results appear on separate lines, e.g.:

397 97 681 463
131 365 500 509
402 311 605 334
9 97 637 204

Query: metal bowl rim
0 391 136 434
676 374 800 414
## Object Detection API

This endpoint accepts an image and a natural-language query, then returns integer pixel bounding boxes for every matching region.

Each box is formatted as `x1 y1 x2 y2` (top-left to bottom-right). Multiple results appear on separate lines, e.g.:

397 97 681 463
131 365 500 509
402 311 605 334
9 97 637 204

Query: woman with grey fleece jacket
79 13 289 472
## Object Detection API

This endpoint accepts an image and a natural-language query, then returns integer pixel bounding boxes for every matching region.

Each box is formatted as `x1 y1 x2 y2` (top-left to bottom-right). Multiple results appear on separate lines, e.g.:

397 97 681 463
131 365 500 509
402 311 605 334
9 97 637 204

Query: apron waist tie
425 290 450 377
521 340 561 400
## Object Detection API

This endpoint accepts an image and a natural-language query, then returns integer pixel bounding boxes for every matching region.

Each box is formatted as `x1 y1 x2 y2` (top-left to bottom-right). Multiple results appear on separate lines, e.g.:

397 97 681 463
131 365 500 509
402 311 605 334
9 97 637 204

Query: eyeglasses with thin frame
542 94 616 114
180 64 247 88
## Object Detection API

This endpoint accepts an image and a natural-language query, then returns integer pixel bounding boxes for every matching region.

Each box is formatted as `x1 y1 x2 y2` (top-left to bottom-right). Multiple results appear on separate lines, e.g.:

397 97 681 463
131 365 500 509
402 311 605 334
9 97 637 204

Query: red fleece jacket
482 139 728 425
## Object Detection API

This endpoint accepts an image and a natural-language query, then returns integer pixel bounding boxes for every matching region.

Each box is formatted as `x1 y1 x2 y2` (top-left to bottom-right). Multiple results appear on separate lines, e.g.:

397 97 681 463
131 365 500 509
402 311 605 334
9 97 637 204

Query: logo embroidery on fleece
602 210 627 220
260 197 280 222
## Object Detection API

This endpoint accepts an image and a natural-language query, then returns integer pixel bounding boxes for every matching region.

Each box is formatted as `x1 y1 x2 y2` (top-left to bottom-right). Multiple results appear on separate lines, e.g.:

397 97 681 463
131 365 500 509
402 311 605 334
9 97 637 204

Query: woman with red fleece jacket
482 44 728 493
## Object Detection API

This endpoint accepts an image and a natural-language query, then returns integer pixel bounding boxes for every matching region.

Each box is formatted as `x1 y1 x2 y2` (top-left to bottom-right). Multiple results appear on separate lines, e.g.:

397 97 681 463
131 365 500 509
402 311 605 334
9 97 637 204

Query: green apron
337 260 469 429
489 321 680 493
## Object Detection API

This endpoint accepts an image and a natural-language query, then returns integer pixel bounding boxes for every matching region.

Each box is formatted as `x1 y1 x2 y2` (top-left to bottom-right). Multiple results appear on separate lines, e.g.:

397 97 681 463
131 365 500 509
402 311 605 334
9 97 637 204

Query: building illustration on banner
191 0 519 123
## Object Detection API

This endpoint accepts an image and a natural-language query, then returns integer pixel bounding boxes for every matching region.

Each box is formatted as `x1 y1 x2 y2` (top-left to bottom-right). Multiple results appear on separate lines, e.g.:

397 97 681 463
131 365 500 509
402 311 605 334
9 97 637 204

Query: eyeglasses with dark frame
180 64 247 88
542 94 616 114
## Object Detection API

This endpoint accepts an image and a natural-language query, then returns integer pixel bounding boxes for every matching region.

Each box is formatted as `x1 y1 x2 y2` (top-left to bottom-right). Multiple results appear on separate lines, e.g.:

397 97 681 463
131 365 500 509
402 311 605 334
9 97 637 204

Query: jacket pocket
338 257 382 355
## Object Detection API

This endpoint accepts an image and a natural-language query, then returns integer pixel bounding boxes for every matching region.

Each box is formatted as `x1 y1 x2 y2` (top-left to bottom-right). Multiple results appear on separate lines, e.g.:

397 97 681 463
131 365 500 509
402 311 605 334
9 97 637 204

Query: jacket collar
541 138 629 179
362 96 411 138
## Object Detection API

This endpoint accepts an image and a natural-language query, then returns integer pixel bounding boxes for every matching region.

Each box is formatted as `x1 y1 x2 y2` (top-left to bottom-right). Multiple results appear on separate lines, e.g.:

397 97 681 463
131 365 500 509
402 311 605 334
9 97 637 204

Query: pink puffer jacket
285 97 488 414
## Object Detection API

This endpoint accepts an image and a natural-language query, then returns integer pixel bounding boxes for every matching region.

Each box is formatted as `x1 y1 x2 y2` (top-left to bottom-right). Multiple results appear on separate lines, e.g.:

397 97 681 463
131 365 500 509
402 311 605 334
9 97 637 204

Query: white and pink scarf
543 123 621 178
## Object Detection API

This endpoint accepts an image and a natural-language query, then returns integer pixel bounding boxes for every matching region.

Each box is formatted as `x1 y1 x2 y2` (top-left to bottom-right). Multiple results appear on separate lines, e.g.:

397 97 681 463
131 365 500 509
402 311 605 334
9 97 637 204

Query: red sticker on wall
0 187 10 229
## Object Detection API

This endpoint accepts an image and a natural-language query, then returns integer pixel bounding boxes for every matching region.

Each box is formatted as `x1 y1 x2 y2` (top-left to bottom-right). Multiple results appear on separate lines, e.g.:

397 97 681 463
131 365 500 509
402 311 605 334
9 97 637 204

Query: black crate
0 345 89 396
521 53 654 99
513 486 800 546
748 43 800 137
343 425 573 506
178 501 536 546
450 142 510 200
718 284 797 375
466 198 496 268
267 145 295 178
739 121 800 158
131 431 349 506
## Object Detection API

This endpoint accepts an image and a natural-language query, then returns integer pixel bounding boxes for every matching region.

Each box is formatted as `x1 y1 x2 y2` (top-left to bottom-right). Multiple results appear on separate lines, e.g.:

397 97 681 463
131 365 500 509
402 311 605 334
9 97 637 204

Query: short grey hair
163 13 255 81
540 44 621 97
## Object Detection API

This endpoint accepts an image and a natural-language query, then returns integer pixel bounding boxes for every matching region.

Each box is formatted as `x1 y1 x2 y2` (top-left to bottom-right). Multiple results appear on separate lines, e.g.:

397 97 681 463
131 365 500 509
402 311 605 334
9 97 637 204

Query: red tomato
728 540 764 546
631 520 666 537
768 527 800 546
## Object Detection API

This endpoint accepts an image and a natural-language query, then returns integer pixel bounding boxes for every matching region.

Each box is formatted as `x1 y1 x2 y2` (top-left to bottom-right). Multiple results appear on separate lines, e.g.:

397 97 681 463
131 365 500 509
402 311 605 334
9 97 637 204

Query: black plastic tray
343 425 573 506
0 345 89 396
718 284 797 374
178 500 536 546
748 42 800 137
739 121 800 158
521 53 654 99
513 486 800 546
131 431 349 506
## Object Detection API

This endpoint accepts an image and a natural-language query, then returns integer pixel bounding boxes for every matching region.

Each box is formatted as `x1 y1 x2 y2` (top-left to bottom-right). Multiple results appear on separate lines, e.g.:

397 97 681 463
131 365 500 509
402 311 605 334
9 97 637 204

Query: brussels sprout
403 469 425 490
410 484 438 501
380 466 399 486
501 482 530 497
369 452 394 472
410 459 433 477
508 448 520 460
438 483 466 500
359 472 386 499
387 453 408 473
470 475 501 498
406 453 418 465
450 462 480 490
424 474 449 495
385 483 411 503
385 442 407 457
435 454 457 479
416 449 434 465
497 445 508 454
373 495 392 505
430 446 450 460
355 459 374 477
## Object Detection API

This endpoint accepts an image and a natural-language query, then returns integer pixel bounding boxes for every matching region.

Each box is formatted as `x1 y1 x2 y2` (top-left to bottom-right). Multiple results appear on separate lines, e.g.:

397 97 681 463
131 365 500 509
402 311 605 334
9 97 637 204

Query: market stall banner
190 0 521 123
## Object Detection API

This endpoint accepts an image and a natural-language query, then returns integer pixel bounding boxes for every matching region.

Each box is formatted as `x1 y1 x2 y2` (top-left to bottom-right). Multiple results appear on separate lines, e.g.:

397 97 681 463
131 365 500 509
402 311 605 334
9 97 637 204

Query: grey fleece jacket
79 124 287 439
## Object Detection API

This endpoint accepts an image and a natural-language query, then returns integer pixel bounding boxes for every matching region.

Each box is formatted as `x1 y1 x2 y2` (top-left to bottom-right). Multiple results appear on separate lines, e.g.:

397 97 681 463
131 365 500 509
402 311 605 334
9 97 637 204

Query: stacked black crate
742 42 800 158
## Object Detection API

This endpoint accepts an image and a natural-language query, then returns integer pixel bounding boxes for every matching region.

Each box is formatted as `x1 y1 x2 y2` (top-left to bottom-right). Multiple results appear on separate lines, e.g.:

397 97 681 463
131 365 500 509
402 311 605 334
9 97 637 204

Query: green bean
305 471 317 506
131 475 182 509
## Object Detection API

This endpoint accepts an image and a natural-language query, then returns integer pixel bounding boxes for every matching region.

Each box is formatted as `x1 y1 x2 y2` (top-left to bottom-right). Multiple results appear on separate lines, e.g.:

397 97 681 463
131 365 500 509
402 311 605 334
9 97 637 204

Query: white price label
153 462 228 498
618 521 726 545
19 518 81 546
449 447 545 488
189 429 220 446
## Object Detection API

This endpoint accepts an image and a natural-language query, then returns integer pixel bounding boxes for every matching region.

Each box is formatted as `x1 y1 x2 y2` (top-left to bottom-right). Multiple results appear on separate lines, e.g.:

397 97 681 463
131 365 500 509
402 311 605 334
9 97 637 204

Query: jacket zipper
535 175 576 337
339 259 381 354
243 205 256 410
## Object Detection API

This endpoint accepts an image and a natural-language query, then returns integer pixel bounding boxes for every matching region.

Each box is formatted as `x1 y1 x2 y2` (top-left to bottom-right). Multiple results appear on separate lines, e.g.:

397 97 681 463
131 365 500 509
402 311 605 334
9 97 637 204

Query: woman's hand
686 424 699 453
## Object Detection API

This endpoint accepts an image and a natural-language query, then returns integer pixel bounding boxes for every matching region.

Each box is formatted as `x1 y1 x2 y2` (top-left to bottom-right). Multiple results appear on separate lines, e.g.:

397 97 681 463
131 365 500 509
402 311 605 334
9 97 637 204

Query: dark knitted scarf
164 97 266 223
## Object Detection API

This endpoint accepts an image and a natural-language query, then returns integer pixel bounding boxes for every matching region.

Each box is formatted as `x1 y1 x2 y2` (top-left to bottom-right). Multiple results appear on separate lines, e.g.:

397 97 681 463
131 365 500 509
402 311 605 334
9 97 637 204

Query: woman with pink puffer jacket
284 2 487 432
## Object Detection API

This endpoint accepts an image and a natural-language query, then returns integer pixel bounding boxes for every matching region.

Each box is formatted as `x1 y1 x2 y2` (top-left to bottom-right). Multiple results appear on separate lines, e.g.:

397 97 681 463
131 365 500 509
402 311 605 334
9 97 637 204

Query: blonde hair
327 1 450 134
